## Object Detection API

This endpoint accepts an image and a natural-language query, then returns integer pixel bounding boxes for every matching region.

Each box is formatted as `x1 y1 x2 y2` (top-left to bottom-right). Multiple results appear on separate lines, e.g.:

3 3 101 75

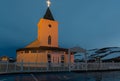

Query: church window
47 54 51 61
38 50 42 53
25 50 29 53
48 35 51 45
61 55 64 61
31 50 37 53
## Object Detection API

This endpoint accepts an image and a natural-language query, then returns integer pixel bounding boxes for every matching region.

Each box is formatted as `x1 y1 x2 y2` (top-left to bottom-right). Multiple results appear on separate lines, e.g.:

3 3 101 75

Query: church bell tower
37 0 58 47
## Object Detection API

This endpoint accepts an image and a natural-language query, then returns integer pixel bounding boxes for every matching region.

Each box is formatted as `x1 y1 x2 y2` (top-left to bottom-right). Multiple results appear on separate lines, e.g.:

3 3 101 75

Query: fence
0 62 69 73
0 62 120 74
71 62 120 71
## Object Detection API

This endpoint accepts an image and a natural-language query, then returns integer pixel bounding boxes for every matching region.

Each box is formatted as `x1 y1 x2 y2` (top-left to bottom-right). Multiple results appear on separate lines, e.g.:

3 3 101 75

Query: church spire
43 0 54 20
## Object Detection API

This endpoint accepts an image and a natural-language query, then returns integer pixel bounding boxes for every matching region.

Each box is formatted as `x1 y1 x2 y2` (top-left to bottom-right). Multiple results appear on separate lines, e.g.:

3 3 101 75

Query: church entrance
47 53 65 64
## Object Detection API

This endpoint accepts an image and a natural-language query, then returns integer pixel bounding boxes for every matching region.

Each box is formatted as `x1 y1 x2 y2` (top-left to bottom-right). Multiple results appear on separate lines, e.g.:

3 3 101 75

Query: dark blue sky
0 0 120 57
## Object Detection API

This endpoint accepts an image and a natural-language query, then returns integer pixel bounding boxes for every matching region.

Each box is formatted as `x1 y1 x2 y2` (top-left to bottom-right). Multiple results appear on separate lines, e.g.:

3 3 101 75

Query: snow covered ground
74 47 120 61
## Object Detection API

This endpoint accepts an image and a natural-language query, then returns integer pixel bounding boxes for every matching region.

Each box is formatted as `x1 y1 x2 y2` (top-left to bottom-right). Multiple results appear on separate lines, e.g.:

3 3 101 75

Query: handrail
0 62 120 74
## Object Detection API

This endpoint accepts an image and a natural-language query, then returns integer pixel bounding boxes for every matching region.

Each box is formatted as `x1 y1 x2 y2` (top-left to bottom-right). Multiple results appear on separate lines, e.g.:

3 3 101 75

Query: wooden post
100 60 102 70
6 61 9 72
68 48 71 72
84 52 87 71
47 63 49 71
21 60 23 72
14 62 16 72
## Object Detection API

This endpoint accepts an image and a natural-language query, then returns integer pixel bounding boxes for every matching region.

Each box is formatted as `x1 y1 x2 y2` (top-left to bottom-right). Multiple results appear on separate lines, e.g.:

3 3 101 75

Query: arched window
48 35 51 45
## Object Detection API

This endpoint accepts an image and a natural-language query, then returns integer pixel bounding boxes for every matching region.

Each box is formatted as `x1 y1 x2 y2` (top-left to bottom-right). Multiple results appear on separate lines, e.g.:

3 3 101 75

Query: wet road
0 71 120 81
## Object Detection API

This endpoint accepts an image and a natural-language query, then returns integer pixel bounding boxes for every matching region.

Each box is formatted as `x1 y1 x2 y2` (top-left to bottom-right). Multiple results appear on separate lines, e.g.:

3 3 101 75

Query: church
16 0 74 64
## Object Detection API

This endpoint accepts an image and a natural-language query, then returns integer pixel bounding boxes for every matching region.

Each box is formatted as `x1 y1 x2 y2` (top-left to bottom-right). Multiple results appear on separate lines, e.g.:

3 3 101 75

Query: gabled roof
43 8 54 20
25 39 40 48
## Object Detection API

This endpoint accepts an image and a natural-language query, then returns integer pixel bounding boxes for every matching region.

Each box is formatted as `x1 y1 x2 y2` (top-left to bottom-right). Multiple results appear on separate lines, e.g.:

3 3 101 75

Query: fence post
85 52 88 71
21 60 23 72
47 63 49 71
6 61 9 72
100 60 102 70
14 62 16 72
28 62 30 72
68 49 71 72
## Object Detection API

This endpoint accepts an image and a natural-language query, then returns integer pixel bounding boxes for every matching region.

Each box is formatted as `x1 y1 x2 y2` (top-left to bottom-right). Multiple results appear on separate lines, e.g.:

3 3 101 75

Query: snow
75 47 120 61
87 49 98 56
74 53 85 60
102 52 120 60
92 51 109 57
109 47 120 52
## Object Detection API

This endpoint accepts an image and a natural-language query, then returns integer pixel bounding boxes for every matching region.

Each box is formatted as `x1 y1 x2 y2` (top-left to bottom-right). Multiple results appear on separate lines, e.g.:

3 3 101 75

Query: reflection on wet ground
0 71 120 81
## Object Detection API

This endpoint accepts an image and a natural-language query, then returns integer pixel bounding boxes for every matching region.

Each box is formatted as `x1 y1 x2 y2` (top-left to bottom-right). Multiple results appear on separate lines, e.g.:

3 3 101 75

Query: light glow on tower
46 0 51 7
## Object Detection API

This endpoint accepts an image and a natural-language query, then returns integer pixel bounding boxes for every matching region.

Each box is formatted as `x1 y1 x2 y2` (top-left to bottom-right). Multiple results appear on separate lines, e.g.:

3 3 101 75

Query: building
0 56 9 62
0 56 16 62
16 1 74 64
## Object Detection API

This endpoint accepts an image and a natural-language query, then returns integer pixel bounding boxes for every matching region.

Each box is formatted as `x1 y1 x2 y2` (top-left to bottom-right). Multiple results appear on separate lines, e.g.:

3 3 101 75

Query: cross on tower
46 0 51 7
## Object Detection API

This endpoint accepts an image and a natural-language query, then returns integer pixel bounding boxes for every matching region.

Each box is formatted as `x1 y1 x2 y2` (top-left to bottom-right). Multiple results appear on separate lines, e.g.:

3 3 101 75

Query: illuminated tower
37 8 58 47
25 0 58 48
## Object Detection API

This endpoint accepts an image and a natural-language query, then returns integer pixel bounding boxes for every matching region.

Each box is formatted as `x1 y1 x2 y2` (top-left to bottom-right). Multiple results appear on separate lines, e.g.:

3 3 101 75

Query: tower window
48 24 52 28
48 35 51 45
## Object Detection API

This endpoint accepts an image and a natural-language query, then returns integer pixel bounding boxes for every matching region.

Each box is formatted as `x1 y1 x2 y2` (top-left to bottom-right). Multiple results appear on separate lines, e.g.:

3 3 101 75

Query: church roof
43 8 54 20
25 39 40 48
17 46 68 52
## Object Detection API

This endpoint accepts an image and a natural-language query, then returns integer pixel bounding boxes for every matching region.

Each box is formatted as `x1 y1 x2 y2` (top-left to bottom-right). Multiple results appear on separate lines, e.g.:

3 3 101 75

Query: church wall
17 51 47 63
64 54 74 63
71 54 74 63
17 50 74 64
